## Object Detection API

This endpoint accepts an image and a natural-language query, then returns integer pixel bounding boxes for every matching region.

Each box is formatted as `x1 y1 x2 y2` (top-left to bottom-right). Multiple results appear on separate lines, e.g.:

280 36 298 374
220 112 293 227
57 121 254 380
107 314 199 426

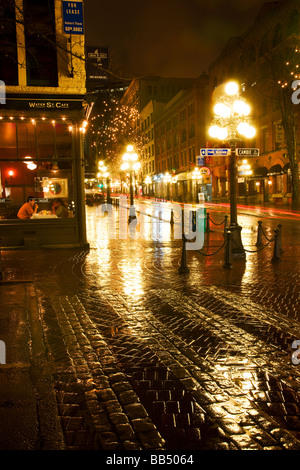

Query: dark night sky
84 0 267 79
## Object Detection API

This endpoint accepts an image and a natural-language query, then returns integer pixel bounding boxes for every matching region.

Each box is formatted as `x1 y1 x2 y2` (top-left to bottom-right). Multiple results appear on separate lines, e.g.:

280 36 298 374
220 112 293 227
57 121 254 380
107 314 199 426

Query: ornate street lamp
121 145 141 221
208 81 256 255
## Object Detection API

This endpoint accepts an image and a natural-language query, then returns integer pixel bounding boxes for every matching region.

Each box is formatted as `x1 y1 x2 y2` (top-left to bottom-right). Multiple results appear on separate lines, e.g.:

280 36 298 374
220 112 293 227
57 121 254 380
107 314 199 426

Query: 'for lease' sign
62 1 84 34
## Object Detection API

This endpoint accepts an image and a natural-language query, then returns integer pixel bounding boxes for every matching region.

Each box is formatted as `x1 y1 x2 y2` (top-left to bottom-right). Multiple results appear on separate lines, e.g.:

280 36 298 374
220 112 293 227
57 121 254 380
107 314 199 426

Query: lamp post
97 160 110 203
121 145 141 221
192 167 203 203
209 81 256 255
163 172 172 200
145 175 152 196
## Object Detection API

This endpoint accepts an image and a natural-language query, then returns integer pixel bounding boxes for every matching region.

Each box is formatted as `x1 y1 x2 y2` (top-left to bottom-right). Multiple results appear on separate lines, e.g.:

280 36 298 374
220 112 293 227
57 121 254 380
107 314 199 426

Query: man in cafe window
17 196 38 219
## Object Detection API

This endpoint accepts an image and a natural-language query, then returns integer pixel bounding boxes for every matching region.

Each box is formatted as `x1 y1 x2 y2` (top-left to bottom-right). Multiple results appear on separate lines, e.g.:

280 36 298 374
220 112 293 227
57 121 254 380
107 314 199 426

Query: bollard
255 221 263 247
277 224 283 253
223 215 228 237
206 212 212 232
159 211 162 221
170 209 174 225
271 228 281 263
191 210 196 232
178 234 190 274
128 206 137 223
223 230 233 269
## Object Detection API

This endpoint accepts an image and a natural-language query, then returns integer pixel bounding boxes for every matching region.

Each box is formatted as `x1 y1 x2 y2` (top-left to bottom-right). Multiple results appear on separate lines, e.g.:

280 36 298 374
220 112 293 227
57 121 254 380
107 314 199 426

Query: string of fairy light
88 98 144 171
278 44 300 89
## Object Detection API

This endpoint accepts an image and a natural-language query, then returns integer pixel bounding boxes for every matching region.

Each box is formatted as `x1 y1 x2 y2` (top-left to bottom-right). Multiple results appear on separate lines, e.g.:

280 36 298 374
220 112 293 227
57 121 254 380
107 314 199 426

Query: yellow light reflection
119 259 145 299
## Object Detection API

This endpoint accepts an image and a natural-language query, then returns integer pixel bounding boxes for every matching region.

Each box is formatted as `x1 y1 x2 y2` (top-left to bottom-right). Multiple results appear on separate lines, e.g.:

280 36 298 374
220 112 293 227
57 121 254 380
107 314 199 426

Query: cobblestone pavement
1 202 300 451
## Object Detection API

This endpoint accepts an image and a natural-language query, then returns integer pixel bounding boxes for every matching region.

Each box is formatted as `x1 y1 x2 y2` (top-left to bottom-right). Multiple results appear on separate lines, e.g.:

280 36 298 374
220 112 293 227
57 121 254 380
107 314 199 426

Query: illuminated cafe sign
1 96 84 111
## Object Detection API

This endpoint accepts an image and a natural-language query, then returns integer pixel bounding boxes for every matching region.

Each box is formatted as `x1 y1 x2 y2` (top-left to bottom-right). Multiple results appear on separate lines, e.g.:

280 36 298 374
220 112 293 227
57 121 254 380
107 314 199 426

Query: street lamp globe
225 81 239 95
233 100 251 116
214 103 231 118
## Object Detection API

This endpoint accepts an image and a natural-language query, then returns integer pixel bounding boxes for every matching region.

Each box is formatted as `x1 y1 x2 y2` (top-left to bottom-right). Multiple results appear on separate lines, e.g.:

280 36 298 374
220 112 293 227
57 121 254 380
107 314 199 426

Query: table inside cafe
31 211 57 219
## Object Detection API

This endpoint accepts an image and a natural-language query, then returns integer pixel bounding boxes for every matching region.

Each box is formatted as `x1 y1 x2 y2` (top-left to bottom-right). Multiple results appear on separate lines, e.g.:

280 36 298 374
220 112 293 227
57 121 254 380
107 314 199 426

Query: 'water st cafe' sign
0 95 84 111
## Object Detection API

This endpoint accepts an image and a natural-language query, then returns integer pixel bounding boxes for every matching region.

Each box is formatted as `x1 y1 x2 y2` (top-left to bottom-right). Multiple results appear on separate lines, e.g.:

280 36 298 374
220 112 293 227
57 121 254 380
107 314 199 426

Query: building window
188 102 195 117
180 109 186 121
24 0 58 87
0 1 18 85
189 122 195 139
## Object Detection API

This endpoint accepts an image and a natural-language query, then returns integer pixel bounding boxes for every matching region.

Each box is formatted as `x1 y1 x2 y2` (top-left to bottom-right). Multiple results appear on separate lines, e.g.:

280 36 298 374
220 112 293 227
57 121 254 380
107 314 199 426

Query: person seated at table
51 198 68 218
17 196 38 219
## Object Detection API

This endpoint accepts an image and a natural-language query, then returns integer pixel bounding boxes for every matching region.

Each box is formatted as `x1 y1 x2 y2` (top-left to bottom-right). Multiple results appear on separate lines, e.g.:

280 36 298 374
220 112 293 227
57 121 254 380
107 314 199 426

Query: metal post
170 209 174 225
130 170 134 207
128 170 136 222
223 230 233 269
229 147 238 226
228 146 245 257
271 228 281 263
256 221 263 247
178 234 190 274
277 224 283 253
106 177 111 205
206 212 212 232
223 215 228 237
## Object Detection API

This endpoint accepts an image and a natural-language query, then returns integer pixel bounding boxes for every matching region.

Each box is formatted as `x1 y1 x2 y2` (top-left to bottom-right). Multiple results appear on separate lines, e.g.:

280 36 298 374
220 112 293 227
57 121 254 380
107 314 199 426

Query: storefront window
0 120 76 220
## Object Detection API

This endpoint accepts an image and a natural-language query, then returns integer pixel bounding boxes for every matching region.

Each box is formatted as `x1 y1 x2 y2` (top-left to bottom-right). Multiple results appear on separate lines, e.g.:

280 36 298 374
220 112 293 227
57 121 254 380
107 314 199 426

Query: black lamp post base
128 206 137 223
228 224 245 258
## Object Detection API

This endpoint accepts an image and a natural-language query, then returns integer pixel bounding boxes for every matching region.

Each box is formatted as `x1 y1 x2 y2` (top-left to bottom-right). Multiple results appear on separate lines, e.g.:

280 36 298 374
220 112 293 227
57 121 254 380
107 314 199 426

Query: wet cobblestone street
1 202 300 451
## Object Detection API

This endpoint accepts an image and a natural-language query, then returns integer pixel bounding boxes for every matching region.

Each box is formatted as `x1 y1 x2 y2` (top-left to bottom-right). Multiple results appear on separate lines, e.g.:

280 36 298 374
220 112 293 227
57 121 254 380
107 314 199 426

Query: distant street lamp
209 81 256 255
121 145 141 221
192 167 203 203
163 172 172 199
97 160 110 203
145 175 152 195
239 159 252 197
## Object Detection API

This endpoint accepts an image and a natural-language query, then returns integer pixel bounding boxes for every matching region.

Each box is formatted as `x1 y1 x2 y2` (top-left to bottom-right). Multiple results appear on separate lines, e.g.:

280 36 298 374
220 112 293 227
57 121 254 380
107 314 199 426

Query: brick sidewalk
0 281 64 450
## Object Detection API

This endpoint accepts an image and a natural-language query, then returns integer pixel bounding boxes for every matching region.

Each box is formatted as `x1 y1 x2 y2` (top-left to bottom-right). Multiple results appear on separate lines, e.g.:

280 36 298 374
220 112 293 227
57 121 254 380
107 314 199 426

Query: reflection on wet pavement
2 203 300 450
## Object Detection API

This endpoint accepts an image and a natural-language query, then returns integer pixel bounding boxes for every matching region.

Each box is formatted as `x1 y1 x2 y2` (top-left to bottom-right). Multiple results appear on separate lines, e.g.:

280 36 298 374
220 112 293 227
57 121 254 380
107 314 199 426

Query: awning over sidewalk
253 167 268 177
267 164 283 176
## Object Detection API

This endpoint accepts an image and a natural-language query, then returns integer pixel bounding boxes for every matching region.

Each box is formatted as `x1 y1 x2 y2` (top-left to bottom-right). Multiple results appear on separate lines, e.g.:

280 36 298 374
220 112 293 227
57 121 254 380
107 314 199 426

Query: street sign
196 156 205 166
236 148 260 157
62 1 84 35
200 148 231 156
199 166 211 176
